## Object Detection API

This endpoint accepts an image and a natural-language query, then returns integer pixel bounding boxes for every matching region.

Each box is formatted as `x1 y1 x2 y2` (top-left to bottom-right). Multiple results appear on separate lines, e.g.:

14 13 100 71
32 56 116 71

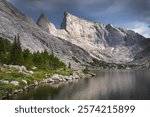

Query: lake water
12 69 150 100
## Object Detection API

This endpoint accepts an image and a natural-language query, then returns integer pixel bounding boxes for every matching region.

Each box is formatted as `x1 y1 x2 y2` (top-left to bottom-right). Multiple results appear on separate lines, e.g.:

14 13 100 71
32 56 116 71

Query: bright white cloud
128 22 150 38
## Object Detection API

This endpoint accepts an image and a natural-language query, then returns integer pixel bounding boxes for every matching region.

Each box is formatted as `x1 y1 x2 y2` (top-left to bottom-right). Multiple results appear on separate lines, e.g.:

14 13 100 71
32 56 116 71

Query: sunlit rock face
0 0 94 69
45 12 146 63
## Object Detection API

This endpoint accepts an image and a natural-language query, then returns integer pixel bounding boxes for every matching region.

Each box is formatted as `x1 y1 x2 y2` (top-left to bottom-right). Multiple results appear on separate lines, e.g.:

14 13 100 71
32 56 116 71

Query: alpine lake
10 69 150 100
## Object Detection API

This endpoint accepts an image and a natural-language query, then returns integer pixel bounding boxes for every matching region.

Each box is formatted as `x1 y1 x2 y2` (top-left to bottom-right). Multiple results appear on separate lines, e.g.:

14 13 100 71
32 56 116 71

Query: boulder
74 75 80 79
13 90 19 94
51 74 60 80
15 66 23 72
3 64 7 67
22 80 28 85
72 76 76 79
34 81 38 86
46 78 54 83
23 86 29 90
0 80 9 84
20 66 27 72
28 70 34 74
64 76 72 81
17 89 23 92
10 81 19 86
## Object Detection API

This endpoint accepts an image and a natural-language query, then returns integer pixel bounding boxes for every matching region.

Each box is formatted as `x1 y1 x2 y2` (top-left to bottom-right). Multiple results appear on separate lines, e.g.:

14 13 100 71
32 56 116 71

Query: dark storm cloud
8 0 150 37
126 0 150 23
78 0 150 23
9 0 150 22
13 0 77 11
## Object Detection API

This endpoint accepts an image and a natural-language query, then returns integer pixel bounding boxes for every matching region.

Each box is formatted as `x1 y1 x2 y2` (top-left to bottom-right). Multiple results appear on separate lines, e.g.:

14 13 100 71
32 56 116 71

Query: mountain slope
44 12 146 63
133 39 150 67
0 0 149 69
0 0 94 69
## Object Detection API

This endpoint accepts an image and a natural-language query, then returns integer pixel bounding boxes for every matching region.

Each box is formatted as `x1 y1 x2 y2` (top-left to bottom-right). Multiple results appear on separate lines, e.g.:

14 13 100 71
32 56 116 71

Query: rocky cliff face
0 0 94 69
133 39 150 67
45 12 146 63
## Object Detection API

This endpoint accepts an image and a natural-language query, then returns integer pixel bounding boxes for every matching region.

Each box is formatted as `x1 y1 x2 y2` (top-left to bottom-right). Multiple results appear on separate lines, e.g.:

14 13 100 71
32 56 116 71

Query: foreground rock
51 74 60 80
22 80 28 85
0 68 95 99
42 71 94 84
10 81 19 86
0 80 9 84
4 64 34 75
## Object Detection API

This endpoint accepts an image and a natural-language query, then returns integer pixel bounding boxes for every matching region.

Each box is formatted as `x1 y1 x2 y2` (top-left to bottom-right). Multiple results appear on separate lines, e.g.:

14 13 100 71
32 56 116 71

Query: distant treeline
0 36 66 69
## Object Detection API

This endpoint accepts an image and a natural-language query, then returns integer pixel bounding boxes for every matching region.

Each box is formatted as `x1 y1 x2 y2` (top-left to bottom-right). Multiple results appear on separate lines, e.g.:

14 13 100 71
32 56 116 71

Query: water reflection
12 69 150 100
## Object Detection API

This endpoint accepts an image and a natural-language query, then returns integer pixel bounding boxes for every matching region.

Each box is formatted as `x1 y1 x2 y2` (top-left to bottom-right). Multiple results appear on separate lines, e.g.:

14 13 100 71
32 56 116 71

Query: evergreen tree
42 50 50 69
33 51 45 68
10 35 24 65
0 38 6 53
0 35 66 70
0 37 11 63
0 38 5 63
23 49 33 69
68 62 71 69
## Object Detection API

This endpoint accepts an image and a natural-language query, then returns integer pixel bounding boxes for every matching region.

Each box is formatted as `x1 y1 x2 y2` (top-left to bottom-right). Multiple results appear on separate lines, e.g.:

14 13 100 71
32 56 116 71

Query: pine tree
23 49 33 69
0 38 6 54
16 35 24 65
68 62 71 69
0 36 66 70
0 37 12 64
33 51 45 68
0 38 5 63
10 35 24 65
42 50 50 69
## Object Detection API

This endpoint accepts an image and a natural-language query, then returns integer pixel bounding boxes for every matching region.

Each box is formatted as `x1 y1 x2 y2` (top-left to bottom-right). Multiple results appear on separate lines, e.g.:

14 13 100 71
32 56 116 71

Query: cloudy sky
8 0 150 37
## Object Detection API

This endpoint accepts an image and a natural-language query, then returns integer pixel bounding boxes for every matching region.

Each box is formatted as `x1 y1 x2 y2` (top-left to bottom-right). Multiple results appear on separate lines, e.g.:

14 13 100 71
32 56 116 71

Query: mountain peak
38 13 47 19
64 11 70 16
61 12 89 29
106 24 114 27
37 13 50 32
37 13 49 24
61 12 72 29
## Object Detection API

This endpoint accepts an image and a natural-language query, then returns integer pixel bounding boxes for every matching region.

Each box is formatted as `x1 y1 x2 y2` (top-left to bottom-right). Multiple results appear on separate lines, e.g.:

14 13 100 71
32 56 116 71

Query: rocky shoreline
1 68 95 99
